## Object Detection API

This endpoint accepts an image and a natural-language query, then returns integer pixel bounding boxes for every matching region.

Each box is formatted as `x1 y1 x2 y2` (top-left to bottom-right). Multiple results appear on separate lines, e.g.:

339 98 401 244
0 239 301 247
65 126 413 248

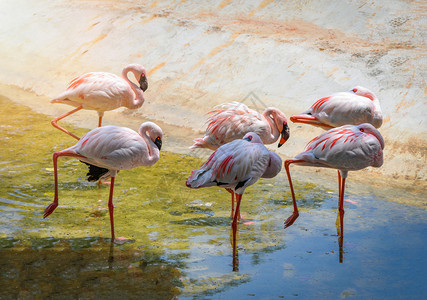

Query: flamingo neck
139 124 160 166
122 66 145 109
262 109 280 144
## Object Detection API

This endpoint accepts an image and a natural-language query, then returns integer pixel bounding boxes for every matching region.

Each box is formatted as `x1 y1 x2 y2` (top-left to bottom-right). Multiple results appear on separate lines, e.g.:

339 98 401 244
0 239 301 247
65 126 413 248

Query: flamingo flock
44 64 385 263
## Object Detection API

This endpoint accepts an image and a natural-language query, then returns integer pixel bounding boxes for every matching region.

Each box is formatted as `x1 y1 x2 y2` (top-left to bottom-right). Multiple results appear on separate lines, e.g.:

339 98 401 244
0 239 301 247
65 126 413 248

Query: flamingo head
264 107 290 147
126 64 148 92
243 132 263 144
357 123 385 150
139 122 163 151
139 72 148 92
351 86 376 101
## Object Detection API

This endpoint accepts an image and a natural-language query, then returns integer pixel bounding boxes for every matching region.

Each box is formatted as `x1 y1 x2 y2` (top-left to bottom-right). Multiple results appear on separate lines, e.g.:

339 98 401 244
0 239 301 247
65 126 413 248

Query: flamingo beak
139 74 148 92
154 137 162 150
278 123 290 148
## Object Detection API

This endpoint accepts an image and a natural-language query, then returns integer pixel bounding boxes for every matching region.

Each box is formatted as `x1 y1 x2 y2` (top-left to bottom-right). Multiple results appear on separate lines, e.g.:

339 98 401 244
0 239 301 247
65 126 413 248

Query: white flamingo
186 132 282 257
284 123 384 238
191 102 290 150
43 122 163 242
290 86 383 130
51 64 148 140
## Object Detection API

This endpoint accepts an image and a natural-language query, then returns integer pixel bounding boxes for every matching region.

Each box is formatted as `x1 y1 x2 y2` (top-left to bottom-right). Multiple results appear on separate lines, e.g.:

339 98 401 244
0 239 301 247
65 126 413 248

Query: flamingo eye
244 135 253 142
352 88 358 93
360 128 364 132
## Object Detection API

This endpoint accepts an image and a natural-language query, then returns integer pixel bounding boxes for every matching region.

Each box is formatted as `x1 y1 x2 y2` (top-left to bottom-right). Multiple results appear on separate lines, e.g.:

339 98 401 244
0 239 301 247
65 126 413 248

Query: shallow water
1 96 426 299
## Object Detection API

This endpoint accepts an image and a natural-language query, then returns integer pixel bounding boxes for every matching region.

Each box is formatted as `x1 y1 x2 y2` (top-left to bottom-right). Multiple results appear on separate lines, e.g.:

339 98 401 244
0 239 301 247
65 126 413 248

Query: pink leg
338 177 346 238
98 116 103 127
284 159 304 228
232 194 242 259
226 188 240 220
336 171 341 227
108 177 116 242
51 106 83 140
43 151 86 218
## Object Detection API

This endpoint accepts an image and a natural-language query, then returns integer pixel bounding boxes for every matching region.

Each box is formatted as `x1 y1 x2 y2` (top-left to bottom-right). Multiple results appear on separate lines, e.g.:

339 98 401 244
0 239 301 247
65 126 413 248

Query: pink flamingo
186 132 282 261
51 64 148 140
284 123 384 238
290 86 383 130
43 122 163 242
191 102 290 150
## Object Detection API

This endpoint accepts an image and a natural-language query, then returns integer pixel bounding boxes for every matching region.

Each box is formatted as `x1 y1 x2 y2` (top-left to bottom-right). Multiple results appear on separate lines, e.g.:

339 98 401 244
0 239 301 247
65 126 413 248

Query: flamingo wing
187 138 269 191
71 126 147 170
204 102 265 144
292 92 375 129
51 72 131 111
311 92 375 126
296 124 384 171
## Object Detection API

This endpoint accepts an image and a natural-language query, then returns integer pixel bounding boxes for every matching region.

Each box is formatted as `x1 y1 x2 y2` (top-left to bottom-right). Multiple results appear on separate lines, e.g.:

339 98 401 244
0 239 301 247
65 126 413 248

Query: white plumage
191 102 290 150
187 132 282 256
290 86 383 130
51 64 148 140
284 123 384 238
43 122 163 242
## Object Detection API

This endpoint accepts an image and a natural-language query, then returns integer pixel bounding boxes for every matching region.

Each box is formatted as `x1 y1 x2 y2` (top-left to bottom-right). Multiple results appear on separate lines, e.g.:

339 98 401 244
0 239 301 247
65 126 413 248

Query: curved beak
139 74 148 92
154 137 162 151
278 123 290 148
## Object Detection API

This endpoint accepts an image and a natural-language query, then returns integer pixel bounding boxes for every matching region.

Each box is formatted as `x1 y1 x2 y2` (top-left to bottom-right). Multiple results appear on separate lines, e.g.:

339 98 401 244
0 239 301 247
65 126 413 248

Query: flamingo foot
284 212 299 228
43 202 58 218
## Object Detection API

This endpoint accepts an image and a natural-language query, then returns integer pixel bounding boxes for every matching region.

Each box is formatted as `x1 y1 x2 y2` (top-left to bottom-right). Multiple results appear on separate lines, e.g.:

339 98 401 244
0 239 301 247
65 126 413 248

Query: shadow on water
0 237 182 299
1 95 427 298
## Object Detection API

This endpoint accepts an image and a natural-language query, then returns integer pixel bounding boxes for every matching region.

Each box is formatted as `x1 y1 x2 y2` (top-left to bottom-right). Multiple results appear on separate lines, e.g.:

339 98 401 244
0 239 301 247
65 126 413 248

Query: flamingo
283 123 384 239
290 86 383 130
186 132 282 258
51 64 148 140
43 122 163 242
190 102 290 150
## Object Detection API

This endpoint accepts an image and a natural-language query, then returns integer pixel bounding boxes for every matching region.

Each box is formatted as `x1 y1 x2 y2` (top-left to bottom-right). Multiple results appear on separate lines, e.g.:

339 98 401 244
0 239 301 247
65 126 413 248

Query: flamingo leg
338 177 346 238
336 170 342 227
51 106 83 140
98 116 103 127
108 176 116 242
226 188 241 220
43 151 86 218
284 159 304 228
232 193 242 260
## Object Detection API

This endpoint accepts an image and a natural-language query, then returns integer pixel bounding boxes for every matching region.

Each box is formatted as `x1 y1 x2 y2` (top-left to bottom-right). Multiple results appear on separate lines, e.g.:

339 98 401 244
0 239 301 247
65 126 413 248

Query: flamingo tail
81 161 110 182
190 137 210 149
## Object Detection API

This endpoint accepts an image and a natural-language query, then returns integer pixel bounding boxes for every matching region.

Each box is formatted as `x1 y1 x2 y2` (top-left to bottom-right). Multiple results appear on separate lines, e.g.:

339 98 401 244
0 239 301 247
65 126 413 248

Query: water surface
0 96 426 299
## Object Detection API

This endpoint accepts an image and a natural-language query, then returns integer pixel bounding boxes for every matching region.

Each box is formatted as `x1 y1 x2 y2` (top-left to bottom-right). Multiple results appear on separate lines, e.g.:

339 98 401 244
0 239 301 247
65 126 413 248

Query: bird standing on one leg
186 132 282 263
43 122 163 242
283 123 384 238
51 64 148 140
190 102 288 219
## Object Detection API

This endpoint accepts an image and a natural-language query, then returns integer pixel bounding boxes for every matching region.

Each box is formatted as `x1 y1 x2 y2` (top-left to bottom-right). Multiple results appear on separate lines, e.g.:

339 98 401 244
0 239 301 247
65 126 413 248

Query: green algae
0 94 334 297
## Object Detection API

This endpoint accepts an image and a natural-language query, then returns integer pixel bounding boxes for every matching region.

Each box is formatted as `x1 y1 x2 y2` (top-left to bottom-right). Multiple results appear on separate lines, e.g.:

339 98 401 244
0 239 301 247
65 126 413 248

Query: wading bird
191 102 290 150
51 64 148 140
43 122 163 242
186 132 282 260
290 86 382 130
283 123 384 238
